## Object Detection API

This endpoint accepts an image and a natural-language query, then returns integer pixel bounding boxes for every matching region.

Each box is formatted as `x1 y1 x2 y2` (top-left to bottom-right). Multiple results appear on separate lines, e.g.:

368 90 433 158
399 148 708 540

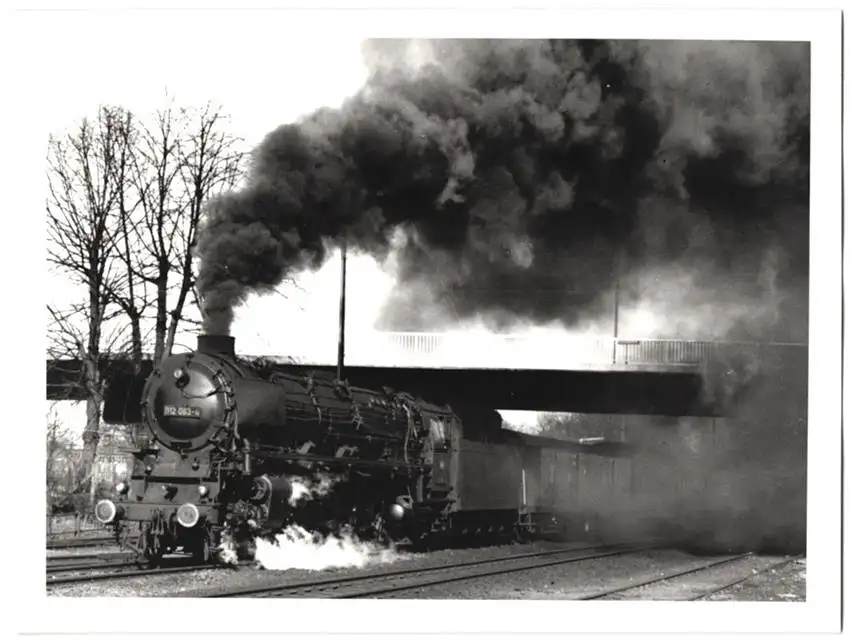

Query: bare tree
47 100 248 502
46 409 86 482
110 110 149 371
46 404 97 536
124 100 244 362
46 106 137 502
165 103 244 356
47 411 76 498
46 302 134 506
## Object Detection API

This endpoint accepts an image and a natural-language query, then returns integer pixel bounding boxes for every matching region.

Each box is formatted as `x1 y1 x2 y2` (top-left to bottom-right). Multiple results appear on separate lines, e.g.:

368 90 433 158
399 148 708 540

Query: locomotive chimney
197 334 236 355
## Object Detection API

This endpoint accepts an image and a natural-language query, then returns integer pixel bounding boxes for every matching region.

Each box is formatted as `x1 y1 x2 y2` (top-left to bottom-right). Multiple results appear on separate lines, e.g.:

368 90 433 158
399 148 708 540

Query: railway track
47 552 132 569
46 536 116 550
46 558 237 587
45 542 802 599
185 542 655 598
577 553 805 601
47 559 141 581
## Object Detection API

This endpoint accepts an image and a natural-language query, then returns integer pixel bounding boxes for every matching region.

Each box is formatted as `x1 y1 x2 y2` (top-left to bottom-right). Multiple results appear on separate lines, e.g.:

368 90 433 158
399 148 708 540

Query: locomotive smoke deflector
198 334 235 355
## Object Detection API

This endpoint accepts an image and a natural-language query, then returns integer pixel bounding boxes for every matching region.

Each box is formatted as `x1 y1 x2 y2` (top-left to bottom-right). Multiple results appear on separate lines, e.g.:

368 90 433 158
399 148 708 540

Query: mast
336 236 348 381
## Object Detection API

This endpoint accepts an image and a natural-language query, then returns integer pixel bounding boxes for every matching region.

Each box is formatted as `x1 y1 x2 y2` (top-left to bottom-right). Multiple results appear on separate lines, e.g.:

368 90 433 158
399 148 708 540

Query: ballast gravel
701 558 806 602
45 540 588 597
45 542 806 601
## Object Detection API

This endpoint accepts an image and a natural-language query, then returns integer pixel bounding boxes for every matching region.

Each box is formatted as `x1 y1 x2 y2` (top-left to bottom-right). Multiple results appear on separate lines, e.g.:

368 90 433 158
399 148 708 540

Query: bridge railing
338 332 616 369
613 339 719 366
269 332 806 370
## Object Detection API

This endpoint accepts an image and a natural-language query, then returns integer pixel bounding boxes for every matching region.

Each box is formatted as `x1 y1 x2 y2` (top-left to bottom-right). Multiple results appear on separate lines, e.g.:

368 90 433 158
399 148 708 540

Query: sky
41 13 375 359
35 15 370 150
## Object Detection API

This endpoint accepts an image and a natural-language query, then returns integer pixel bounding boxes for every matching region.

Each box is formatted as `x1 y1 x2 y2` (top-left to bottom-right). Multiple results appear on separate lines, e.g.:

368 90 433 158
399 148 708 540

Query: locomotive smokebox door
428 416 454 491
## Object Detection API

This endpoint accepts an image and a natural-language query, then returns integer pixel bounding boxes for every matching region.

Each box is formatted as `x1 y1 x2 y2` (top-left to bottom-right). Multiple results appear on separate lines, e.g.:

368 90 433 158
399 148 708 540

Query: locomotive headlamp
144 465 153 475
172 368 189 388
115 482 129 495
388 503 405 521
197 484 209 497
94 499 117 524
176 503 200 528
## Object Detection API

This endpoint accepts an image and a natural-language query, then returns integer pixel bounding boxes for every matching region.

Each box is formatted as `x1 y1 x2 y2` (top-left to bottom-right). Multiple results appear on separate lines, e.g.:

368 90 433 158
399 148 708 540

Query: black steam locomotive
95 334 573 565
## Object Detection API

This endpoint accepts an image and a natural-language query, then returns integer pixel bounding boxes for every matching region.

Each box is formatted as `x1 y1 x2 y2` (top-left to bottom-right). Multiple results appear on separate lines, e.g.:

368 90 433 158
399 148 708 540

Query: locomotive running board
254 450 427 473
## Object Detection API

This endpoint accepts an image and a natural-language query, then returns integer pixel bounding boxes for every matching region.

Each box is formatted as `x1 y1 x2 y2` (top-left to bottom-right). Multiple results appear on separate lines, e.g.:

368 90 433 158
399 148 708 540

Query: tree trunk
163 321 178 360
80 346 103 512
82 394 101 511
153 268 169 363
164 257 194 358
129 311 143 372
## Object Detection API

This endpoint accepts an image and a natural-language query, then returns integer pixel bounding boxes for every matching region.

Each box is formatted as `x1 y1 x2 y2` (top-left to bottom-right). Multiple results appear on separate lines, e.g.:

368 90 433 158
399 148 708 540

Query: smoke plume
502 341 807 554
196 39 809 337
195 38 809 555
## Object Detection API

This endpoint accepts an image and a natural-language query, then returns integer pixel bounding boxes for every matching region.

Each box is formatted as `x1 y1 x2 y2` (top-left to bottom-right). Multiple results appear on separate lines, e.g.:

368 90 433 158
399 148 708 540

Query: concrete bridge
47 332 807 418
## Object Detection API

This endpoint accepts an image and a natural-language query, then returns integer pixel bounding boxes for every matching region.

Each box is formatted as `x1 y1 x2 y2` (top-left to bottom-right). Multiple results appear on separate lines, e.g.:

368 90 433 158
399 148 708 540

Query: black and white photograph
10 1 842 638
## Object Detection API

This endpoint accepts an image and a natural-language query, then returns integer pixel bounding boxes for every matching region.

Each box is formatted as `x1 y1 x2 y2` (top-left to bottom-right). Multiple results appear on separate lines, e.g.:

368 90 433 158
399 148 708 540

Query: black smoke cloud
197 39 809 337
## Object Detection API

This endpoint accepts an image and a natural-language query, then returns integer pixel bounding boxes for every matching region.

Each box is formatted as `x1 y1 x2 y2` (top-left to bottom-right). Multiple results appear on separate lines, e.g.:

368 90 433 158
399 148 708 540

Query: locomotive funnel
197 334 235 355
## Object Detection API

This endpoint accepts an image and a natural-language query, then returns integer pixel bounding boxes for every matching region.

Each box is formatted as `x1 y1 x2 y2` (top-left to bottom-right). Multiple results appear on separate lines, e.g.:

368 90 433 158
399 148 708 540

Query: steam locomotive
95 334 578 565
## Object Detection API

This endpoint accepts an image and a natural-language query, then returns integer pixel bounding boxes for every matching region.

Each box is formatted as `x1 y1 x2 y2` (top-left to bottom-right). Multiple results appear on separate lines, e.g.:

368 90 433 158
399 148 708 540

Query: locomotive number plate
162 405 202 419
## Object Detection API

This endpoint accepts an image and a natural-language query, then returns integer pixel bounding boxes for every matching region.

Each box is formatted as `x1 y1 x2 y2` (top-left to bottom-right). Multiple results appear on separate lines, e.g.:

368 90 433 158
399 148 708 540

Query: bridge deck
47 334 807 393
48 334 808 419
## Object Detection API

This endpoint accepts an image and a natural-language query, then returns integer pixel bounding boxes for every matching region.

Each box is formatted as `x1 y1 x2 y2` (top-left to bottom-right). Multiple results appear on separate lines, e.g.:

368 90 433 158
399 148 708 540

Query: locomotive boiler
97 334 557 565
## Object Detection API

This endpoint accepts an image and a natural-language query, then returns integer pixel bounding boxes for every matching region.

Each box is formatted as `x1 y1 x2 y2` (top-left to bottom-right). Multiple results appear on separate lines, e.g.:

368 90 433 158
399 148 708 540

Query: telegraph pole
336 236 348 381
612 254 621 364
